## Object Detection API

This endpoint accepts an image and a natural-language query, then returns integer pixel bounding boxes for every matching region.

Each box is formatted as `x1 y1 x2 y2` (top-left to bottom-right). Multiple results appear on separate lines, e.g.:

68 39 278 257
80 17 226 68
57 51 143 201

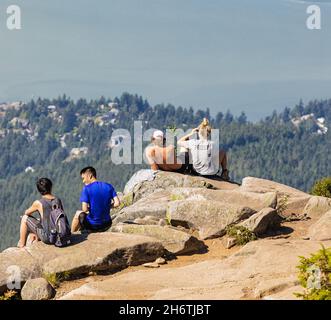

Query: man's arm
81 202 89 213
24 200 41 216
80 185 90 214
111 196 121 208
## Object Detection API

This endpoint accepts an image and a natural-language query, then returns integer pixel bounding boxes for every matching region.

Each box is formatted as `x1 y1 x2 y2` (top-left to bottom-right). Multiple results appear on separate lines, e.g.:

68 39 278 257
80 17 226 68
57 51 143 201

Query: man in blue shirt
71 166 121 233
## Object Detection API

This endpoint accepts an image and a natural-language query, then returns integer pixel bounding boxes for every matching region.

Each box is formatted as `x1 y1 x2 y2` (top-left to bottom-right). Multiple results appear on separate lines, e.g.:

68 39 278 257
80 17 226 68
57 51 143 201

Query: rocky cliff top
1 170 331 300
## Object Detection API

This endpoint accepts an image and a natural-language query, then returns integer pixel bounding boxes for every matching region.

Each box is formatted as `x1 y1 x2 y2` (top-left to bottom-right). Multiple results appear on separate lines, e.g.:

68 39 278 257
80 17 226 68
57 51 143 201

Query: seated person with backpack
178 118 230 181
71 166 121 233
18 178 71 248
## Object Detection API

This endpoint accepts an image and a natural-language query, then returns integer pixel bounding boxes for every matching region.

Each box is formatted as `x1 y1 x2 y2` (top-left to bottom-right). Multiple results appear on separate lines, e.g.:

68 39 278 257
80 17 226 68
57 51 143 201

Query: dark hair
36 178 53 195
80 166 97 178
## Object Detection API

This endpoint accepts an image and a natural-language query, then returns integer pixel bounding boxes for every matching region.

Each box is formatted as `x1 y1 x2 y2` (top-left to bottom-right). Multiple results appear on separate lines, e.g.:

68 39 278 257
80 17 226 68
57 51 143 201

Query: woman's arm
146 146 159 171
178 128 199 146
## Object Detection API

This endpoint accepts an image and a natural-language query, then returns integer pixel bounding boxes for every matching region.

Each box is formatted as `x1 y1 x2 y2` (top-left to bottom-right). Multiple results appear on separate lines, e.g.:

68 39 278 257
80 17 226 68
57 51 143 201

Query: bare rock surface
240 177 311 216
60 239 330 300
0 233 164 295
307 210 331 241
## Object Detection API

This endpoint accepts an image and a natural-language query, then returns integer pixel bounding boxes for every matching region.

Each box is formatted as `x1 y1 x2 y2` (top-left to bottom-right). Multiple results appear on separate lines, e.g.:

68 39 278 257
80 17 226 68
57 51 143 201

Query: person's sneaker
220 169 230 181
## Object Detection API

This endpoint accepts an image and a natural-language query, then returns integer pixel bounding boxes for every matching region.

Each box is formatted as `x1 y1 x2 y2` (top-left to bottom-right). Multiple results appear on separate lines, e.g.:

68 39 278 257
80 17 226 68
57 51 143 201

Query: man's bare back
146 145 182 171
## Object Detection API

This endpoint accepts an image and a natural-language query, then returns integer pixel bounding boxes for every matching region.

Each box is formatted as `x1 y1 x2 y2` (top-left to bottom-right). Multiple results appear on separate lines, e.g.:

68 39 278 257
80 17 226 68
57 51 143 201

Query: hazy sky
1 0 331 120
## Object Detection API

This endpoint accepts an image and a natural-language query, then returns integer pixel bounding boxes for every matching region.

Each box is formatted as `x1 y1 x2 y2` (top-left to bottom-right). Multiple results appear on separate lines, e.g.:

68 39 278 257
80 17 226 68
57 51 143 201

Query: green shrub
43 271 72 288
0 290 19 300
311 177 331 198
225 225 257 245
44 273 59 288
165 209 171 226
295 246 331 300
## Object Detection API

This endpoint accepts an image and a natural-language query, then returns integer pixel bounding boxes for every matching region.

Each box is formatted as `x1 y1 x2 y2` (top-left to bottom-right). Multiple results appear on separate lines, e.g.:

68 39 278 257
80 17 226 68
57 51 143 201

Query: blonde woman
178 118 230 181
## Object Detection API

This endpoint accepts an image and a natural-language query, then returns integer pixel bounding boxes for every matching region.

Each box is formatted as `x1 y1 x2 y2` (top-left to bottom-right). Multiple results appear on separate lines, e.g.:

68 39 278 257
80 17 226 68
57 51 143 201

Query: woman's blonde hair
198 118 212 138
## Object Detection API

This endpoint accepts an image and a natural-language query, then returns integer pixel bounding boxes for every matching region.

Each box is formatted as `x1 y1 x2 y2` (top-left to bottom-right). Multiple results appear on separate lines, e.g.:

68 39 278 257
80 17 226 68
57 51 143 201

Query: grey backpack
47 199 71 247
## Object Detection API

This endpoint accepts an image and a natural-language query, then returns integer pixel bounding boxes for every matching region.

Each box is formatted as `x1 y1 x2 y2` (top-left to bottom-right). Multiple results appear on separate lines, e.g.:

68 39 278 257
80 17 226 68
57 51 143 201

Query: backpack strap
39 198 62 231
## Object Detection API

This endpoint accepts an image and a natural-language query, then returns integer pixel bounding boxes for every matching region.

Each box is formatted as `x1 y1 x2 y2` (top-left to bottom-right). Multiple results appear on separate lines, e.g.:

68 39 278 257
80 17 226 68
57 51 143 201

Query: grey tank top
39 198 63 231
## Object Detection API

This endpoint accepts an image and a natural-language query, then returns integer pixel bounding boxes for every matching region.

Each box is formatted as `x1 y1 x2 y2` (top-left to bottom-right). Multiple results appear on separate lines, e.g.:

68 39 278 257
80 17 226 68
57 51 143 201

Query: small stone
158 219 167 226
143 262 160 268
155 257 166 265
222 236 237 249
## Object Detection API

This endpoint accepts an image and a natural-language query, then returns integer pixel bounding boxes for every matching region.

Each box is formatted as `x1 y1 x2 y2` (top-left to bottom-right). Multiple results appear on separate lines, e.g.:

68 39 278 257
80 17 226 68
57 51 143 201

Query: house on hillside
64 147 88 162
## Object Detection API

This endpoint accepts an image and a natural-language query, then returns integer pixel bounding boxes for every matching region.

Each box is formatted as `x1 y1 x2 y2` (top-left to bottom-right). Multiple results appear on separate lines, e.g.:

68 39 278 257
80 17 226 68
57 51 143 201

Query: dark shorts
26 216 41 234
174 152 192 174
78 212 112 233
26 216 48 243
174 163 187 173
200 174 223 181
188 167 222 180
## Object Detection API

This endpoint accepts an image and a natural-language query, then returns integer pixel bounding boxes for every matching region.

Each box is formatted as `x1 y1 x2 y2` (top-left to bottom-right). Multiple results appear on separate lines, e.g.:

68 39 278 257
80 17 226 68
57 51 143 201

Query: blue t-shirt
80 181 117 226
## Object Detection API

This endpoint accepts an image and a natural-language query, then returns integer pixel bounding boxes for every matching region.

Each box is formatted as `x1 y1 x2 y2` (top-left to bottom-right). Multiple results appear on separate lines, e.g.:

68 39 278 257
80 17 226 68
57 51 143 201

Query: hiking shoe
220 169 230 181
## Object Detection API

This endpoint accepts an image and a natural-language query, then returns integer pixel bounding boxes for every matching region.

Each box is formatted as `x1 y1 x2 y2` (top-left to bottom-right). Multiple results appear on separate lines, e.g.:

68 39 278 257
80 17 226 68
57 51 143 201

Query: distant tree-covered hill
0 93 330 250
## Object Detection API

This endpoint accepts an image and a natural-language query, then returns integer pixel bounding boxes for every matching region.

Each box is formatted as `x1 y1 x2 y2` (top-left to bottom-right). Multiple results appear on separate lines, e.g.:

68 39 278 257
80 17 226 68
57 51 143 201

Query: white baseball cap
152 130 164 139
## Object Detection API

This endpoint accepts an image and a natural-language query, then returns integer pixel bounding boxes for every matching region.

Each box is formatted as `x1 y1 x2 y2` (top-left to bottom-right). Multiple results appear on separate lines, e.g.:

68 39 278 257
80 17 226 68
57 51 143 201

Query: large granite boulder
111 224 205 255
303 196 331 219
60 239 331 300
239 208 281 236
0 233 164 295
113 190 171 225
125 171 238 203
167 200 256 239
28 233 164 276
307 210 331 241
170 188 277 211
114 184 269 226
0 248 41 295
240 177 309 197
240 177 311 216
21 278 54 300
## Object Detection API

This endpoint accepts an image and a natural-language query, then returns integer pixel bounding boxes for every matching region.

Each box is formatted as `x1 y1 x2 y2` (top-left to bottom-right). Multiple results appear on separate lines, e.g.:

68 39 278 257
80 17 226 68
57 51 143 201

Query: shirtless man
145 130 186 172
